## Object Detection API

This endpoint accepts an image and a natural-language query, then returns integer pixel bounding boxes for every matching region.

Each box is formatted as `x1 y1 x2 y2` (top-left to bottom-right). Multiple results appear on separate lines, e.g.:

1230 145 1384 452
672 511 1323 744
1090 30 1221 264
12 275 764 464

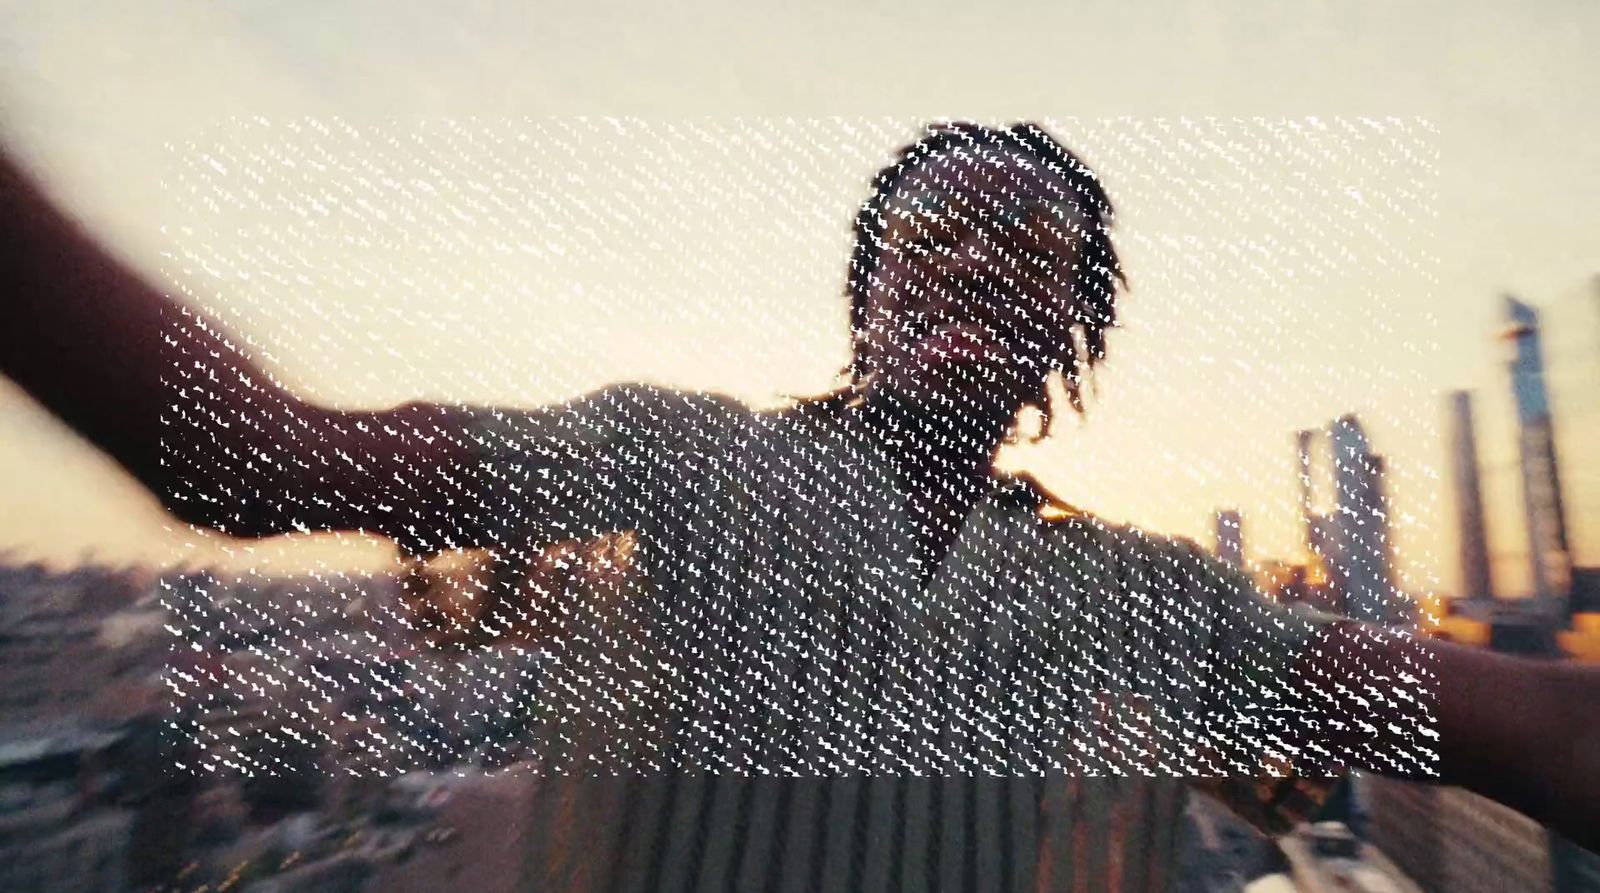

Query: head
844 122 1124 441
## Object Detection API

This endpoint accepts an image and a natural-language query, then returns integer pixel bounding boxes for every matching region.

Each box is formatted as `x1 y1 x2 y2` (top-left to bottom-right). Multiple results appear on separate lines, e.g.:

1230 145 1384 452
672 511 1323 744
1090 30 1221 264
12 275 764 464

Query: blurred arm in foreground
1287 615 1600 852
2 148 534 554
1192 545 1599 852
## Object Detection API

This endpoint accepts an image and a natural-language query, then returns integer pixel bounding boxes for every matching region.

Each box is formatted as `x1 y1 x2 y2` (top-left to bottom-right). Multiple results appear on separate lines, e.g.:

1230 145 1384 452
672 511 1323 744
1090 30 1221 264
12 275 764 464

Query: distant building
1504 296 1573 603
1330 415 1397 624
1446 390 1496 601
1214 509 1244 568
1593 273 1600 382
1252 557 1342 616
1422 594 1565 656
1571 567 1600 616
1304 511 1342 584
1285 419 1399 621
1296 428 1318 557
1559 568 1600 664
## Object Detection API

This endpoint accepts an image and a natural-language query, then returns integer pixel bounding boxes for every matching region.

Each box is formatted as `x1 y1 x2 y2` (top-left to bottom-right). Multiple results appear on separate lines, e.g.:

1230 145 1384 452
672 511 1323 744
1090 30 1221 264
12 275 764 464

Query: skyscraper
1331 414 1395 624
1214 509 1244 568
1503 296 1572 603
1296 428 1317 556
1446 390 1495 601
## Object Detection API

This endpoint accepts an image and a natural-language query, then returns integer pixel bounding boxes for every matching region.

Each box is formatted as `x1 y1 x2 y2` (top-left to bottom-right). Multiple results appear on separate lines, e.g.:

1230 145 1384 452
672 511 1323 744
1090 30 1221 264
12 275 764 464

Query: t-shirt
416 382 1346 892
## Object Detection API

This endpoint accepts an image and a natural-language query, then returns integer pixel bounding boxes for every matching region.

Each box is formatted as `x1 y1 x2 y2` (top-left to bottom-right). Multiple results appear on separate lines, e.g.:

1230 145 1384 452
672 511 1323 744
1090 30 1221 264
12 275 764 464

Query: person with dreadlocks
2 122 1597 892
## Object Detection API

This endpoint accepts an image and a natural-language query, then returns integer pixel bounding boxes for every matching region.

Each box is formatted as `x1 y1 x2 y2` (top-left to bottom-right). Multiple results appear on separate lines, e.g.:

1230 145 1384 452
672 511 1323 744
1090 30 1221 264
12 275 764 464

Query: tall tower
1331 414 1395 623
1214 509 1244 568
1593 274 1600 384
1296 429 1318 556
1445 391 1495 600
1504 296 1572 602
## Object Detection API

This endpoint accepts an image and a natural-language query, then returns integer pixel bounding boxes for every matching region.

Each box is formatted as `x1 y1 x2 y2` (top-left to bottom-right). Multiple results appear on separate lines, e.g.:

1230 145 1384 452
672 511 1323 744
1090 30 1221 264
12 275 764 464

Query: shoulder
576 382 751 438
997 474 1238 590
466 382 751 454
997 474 1192 549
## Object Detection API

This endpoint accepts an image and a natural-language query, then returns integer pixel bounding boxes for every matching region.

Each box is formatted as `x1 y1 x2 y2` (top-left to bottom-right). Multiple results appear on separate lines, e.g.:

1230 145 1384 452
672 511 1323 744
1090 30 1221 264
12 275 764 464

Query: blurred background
1 3 1597 891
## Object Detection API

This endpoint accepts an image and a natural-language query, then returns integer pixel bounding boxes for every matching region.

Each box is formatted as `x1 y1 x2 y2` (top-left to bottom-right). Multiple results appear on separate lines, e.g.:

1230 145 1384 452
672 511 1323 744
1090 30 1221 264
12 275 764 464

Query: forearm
1429 638 1600 852
124 359 483 545
254 400 487 550
0 150 320 517
0 149 477 543
1302 623 1600 852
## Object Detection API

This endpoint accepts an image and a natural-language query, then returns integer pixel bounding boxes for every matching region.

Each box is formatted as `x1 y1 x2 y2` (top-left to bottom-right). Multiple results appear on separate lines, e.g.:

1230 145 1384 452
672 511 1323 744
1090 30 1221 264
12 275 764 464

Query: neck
851 390 1016 586
855 387 1015 477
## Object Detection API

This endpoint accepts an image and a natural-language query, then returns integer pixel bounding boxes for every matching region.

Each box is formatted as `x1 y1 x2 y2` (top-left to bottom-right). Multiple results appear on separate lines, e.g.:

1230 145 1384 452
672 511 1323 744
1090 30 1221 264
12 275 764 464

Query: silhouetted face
856 143 1092 437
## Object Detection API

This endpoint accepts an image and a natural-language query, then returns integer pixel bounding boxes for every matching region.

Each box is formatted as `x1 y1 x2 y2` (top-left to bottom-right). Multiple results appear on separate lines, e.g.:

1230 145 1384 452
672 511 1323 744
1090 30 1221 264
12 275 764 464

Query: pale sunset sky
0 2 1596 598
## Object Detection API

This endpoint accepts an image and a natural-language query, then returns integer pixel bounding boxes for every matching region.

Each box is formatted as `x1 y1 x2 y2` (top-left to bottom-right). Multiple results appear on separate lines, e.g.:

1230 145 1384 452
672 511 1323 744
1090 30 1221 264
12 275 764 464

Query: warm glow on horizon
1 3 1597 598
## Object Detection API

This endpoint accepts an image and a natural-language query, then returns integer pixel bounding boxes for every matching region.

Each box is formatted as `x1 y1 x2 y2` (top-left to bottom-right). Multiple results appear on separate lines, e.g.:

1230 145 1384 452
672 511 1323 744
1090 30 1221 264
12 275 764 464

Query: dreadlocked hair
803 121 1125 439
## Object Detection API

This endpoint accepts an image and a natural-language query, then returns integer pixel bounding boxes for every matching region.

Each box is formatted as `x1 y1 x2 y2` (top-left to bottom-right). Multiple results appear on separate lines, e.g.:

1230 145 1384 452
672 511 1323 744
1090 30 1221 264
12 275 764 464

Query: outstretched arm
0 148 476 546
1310 623 1600 853
1196 547 1599 852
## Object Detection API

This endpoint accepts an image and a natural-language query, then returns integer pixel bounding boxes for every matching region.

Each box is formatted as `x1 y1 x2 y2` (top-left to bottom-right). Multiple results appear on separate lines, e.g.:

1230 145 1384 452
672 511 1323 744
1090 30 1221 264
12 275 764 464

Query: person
2 121 1596 892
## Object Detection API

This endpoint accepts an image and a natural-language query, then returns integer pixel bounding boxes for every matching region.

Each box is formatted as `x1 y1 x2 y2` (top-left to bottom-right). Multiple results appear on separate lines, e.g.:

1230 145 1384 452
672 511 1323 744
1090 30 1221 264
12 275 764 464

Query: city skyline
0 3 1597 600
1213 290 1596 602
0 133 1596 600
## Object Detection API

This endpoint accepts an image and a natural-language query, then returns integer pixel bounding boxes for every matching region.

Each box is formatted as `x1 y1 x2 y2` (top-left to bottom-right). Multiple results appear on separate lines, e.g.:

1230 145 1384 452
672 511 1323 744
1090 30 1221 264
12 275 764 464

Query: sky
0 1 1596 596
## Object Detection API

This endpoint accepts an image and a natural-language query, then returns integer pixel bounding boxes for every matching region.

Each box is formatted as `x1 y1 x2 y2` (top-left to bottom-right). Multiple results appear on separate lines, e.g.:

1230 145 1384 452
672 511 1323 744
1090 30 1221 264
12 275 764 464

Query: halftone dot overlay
154 119 1439 783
